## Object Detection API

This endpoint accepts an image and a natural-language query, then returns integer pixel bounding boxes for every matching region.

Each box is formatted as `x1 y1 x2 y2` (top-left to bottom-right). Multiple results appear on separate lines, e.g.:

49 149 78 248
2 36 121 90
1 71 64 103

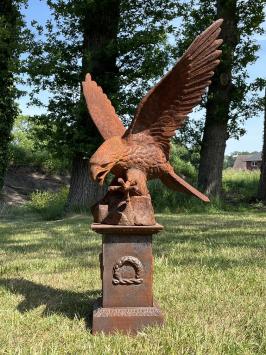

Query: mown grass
0 211 265 354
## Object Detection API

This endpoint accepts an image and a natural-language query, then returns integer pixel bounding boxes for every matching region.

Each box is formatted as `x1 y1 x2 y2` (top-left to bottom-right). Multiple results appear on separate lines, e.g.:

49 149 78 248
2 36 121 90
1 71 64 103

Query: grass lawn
0 212 265 354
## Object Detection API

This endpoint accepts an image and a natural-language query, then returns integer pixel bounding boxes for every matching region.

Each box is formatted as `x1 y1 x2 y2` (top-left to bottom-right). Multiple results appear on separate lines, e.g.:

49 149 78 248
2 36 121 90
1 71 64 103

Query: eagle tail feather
160 165 210 202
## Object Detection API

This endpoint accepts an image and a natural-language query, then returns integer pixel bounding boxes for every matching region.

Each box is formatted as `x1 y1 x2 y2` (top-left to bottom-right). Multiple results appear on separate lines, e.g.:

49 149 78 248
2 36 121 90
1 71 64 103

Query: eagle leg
126 168 149 196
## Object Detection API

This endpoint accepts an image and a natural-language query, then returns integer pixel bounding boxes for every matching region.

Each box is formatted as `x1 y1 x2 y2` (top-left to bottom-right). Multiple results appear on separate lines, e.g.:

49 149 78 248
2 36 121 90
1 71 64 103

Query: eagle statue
83 19 223 225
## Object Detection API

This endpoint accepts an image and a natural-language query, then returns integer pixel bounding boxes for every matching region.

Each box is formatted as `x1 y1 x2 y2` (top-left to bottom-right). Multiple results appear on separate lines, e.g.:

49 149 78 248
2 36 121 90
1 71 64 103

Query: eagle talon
108 178 140 201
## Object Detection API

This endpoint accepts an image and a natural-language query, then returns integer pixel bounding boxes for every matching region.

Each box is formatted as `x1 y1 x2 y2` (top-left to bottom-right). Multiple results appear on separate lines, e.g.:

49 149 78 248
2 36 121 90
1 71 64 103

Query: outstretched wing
125 19 223 157
82 74 126 140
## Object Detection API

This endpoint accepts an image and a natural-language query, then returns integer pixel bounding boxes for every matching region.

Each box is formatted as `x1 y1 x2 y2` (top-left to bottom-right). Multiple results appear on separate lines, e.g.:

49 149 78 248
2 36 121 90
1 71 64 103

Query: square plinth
91 223 163 309
92 299 164 335
102 234 153 307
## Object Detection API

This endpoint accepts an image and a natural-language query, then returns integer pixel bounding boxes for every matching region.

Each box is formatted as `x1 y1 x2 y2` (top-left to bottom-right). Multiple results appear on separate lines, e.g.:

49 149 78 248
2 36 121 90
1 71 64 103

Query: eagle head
89 136 126 185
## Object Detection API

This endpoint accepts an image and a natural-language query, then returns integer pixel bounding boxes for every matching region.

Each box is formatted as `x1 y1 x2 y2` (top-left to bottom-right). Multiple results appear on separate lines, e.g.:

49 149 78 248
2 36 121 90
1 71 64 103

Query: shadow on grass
0 278 101 330
0 218 100 263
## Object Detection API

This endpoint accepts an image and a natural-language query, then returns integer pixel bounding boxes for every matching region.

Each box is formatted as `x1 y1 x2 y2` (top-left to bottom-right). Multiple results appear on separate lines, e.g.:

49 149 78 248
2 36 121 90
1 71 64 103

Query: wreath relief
112 256 144 285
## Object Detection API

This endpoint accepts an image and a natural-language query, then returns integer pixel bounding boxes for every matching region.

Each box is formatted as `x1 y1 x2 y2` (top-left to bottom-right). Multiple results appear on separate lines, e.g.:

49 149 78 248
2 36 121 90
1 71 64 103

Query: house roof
233 155 251 169
245 152 262 162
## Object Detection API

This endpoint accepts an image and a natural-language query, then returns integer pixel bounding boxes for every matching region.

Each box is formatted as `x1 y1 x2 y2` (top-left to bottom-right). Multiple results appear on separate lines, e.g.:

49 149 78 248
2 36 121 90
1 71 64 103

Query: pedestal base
92 299 164 335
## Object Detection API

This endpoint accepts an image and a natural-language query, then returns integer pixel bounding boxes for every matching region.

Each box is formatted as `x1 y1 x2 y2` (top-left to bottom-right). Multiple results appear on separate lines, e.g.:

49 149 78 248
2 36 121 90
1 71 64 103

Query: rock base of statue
91 192 156 226
91 223 164 335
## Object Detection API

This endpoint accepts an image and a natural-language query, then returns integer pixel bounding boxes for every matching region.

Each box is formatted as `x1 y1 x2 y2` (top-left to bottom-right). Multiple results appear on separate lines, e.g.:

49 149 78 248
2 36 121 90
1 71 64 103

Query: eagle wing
124 19 223 157
82 74 126 140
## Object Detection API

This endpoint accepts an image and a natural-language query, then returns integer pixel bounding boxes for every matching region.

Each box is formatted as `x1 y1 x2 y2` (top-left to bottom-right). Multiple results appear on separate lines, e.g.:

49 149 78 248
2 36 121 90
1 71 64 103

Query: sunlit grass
0 212 265 354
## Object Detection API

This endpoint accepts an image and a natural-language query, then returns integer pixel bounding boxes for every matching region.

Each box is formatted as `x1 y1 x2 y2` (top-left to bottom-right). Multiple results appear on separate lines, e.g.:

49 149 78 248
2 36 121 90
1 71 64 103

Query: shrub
9 144 70 174
169 144 197 181
29 187 68 220
10 116 70 173
149 143 199 212
149 179 212 213
9 145 33 166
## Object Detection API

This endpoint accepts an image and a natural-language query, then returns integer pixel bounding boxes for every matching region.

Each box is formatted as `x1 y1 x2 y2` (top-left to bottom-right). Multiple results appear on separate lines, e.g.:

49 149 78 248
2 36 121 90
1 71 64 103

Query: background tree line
0 0 265 210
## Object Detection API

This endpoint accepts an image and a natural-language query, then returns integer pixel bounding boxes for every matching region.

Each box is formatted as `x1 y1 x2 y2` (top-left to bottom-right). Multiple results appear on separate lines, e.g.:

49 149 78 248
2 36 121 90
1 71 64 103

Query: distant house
233 152 262 170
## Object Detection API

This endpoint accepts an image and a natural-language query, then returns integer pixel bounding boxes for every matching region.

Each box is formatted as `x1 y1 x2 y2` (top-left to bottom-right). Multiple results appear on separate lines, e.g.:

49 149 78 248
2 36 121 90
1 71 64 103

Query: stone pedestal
91 223 164 335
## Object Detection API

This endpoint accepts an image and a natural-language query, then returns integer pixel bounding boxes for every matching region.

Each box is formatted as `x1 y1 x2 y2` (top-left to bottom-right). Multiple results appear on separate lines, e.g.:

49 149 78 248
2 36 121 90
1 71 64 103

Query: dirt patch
1 166 70 205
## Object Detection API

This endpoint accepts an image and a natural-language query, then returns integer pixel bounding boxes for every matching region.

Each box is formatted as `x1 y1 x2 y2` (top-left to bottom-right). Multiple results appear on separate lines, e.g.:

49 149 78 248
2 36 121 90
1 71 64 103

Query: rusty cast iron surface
83 20 223 225
91 224 164 335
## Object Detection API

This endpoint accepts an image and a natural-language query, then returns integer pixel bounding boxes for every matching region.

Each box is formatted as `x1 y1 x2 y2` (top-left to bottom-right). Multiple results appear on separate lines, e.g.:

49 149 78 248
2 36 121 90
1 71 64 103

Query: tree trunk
66 153 107 209
198 122 228 196
257 88 266 201
198 0 238 198
67 0 120 209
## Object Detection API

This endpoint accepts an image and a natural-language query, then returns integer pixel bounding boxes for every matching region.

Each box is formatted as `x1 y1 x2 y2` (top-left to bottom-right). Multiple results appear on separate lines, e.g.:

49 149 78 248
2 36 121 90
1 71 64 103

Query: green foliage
149 179 229 213
11 115 34 150
9 144 69 173
0 0 28 191
149 143 200 212
117 1 180 120
9 115 37 166
26 0 181 159
29 187 68 220
223 168 260 202
150 167 260 212
223 154 236 169
175 0 265 146
9 115 70 173
169 143 197 179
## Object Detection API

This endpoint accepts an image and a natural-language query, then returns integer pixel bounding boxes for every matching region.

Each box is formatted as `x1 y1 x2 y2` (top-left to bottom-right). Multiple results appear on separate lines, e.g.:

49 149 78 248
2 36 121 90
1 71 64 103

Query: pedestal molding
91 223 163 235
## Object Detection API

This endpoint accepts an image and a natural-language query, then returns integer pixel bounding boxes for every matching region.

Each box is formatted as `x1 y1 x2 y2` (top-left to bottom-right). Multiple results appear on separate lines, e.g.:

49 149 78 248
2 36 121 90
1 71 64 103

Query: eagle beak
90 164 109 185
96 170 109 185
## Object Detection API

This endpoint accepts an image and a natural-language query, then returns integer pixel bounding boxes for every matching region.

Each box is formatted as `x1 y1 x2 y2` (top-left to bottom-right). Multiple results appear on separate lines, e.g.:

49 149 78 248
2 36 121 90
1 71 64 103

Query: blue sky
19 0 266 154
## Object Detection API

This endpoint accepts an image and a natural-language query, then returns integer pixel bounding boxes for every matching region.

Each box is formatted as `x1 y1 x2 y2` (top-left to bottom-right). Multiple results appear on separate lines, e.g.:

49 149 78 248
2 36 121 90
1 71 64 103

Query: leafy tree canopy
175 0 265 146
26 0 181 160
